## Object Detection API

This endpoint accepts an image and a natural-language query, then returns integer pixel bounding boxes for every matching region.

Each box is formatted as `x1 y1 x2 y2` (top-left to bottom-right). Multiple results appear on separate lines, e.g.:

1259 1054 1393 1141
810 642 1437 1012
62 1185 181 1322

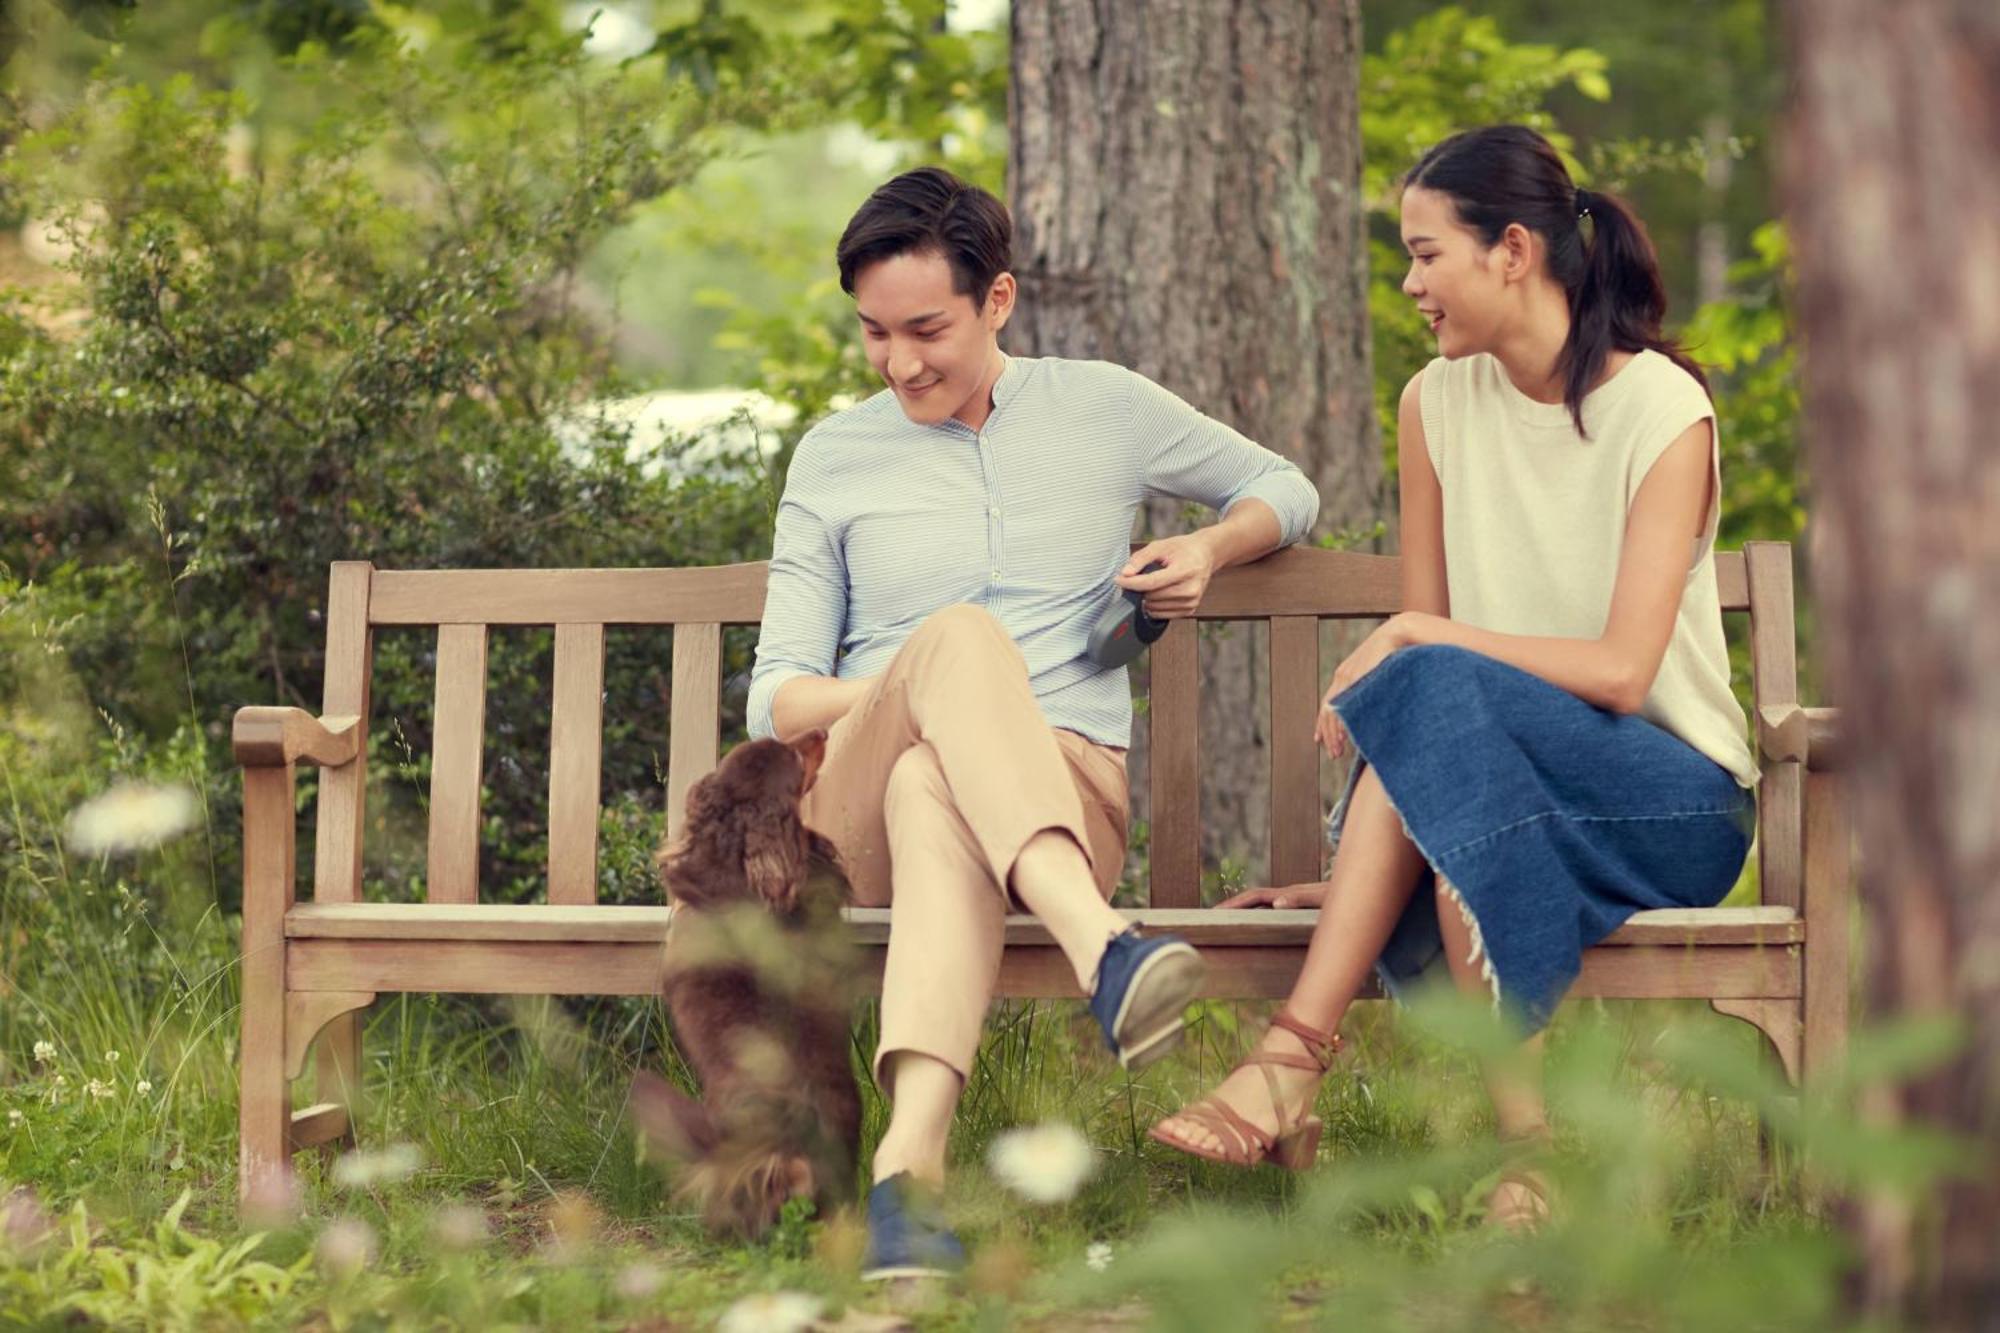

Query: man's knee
883 743 949 821
905 602 1014 661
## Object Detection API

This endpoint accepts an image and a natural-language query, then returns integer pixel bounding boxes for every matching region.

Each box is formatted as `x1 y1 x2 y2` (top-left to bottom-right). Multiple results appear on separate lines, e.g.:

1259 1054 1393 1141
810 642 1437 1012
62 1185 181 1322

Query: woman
1148 125 1759 1229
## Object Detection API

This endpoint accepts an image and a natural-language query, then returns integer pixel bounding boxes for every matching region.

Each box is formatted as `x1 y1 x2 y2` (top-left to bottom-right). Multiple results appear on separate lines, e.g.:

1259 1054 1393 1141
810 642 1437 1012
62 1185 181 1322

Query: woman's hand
1216 883 1328 909
1116 533 1219 620
1314 613 1432 760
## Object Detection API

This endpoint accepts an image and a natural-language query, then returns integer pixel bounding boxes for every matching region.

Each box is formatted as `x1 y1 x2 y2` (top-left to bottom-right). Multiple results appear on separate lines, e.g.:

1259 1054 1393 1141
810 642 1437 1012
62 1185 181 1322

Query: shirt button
989 507 1000 517
991 569 1001 579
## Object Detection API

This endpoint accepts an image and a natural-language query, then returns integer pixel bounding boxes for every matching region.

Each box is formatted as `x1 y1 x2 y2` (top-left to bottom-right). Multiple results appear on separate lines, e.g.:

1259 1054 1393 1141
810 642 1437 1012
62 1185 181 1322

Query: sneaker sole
861 1263 958 1282
1112 942 1205 1070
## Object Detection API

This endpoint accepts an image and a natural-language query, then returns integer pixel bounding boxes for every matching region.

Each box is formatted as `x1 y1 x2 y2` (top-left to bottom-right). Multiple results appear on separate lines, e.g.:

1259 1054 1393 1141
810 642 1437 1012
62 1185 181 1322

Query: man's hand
1116 534 1218 620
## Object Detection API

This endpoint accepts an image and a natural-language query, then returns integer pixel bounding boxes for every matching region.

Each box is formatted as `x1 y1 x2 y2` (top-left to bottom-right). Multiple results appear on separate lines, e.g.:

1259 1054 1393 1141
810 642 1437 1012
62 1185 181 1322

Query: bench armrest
1757 704 1843 772
233 707 362 769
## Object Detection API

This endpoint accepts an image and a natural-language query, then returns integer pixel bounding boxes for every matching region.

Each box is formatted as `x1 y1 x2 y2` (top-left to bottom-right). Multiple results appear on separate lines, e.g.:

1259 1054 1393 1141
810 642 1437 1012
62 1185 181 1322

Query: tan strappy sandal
1147 1010 1342 1171
1485 1124 1555 1233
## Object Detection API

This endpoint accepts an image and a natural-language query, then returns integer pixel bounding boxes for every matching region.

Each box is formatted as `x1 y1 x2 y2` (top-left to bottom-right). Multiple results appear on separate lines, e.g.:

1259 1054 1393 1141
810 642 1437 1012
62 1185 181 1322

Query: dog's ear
629 1070 718 1163
657 770 725 906
788 728 828 795
743 820 806 914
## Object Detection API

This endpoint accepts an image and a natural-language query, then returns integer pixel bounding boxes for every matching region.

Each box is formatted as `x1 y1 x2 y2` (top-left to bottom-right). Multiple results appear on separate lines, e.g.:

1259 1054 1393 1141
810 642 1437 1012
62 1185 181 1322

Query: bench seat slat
285 902 1803 948
285 928 1798 1001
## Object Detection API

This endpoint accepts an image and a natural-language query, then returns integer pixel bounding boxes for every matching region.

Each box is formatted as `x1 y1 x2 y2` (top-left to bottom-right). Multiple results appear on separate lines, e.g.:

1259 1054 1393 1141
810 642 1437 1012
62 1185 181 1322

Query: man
747 166 1318 1279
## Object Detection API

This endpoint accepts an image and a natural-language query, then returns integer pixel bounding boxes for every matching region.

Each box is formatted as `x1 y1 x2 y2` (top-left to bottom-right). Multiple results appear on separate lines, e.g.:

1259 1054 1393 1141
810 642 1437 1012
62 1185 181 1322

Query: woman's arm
1397 369 1451 619
1391 418 1716 714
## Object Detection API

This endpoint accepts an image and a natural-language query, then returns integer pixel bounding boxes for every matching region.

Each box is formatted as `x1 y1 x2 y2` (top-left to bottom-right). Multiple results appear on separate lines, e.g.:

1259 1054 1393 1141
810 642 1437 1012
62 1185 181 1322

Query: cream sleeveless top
1418 350 1758 787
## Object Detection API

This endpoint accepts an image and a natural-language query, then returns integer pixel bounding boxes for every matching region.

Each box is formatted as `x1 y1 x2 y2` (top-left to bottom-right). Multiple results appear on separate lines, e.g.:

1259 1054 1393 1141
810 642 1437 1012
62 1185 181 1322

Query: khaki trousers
799 604 1130 1089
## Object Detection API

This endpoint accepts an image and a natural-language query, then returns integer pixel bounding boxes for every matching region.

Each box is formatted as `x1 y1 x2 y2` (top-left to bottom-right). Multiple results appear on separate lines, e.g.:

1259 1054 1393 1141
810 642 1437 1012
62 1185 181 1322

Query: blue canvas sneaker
860 1173 966 1282
1088 927 1205 1069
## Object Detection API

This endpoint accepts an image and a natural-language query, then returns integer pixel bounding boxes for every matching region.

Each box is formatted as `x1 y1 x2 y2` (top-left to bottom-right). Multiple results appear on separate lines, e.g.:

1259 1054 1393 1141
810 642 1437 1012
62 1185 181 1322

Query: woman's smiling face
1399 184 1511 359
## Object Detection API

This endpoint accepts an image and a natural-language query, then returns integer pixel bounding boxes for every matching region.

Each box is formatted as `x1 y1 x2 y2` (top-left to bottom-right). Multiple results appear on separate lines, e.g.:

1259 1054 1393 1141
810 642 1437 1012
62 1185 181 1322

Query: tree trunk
1008 0 1379 888
1783 2 2000 1326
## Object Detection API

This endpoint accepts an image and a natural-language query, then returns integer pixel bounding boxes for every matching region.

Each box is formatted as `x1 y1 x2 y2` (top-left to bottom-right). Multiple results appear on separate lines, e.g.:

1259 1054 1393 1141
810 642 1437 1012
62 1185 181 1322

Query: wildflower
1086 1240 1114 1271
432 1203 488 1251
330 1143 424 1188
64 781 199 856
85 1078 114 1101
104 1050 119 1064
987 1122 1096 1204
134 1080 153 1096
317 1217 378 1278
6 1109 23 1129
32 1042 54 1064
614 1261 664 1300
717 1291 822 1333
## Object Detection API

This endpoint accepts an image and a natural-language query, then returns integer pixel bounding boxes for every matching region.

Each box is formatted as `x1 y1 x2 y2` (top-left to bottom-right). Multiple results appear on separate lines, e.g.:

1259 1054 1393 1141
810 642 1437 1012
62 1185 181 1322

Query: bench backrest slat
548 623 606 906
312 561 374 905
1148 619 1202 908
665 622 722 848
1745 542 1801 909
426 623 489 904
370 566 768 625
1267 615 1324 887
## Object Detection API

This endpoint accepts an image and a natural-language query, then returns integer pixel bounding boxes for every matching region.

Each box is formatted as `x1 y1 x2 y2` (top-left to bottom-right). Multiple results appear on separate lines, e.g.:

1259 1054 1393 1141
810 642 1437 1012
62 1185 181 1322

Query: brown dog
628 728 863 1239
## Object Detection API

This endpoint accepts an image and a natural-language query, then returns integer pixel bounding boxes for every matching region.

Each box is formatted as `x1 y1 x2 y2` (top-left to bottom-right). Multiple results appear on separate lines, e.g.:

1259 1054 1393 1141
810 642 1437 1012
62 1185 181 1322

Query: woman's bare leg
1436 879 1550 1225
1153 765 1428 1154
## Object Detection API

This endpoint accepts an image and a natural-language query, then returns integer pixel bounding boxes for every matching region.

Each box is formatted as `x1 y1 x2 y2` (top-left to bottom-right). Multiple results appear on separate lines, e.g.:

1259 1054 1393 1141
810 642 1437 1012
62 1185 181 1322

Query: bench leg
1709 996 1805 1184
316 1012 363 1151
283 991 374 1157
239 765 300 1220
1800 769 1852 1085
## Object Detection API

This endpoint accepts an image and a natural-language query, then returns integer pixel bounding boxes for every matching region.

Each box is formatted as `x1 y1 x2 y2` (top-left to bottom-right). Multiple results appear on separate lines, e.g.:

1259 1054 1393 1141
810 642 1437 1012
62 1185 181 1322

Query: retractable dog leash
1085 560 1170 669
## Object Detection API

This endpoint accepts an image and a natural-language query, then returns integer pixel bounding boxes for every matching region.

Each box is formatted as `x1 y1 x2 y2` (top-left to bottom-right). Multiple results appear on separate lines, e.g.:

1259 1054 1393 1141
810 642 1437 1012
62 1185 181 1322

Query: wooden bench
232 541 1848 1208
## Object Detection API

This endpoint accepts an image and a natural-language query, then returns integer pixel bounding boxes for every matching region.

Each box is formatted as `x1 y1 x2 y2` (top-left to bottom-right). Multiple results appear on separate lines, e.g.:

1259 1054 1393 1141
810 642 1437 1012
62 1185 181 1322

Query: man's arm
746 451 858 741
1116 369 1319 616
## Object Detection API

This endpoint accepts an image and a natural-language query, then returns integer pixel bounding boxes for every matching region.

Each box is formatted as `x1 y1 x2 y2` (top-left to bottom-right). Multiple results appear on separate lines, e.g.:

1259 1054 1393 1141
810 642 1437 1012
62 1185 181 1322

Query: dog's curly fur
629 729 862 1240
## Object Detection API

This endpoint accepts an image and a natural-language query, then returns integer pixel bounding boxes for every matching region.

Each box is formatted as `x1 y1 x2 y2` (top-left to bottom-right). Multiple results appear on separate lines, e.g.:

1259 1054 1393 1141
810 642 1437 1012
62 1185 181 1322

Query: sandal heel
1271 1116 1323 1172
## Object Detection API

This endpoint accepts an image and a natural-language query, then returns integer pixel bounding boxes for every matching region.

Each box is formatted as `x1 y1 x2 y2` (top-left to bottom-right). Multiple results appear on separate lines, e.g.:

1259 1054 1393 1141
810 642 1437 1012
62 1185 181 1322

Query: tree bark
1008 0 1379 887
1783 2 2000 1326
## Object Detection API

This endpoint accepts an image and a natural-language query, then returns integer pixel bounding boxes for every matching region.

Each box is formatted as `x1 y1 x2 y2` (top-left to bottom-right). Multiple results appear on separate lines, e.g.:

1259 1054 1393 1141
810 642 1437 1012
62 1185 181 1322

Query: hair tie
1575 188 1594 220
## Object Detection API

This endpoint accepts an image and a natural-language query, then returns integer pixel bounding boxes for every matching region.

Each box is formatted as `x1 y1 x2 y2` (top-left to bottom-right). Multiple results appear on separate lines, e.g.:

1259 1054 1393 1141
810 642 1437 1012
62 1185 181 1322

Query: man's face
852 250 1014 428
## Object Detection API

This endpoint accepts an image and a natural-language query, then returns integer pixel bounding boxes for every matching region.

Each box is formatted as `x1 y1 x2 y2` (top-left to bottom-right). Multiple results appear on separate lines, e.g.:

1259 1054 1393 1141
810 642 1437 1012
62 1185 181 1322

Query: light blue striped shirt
747 355 1320 748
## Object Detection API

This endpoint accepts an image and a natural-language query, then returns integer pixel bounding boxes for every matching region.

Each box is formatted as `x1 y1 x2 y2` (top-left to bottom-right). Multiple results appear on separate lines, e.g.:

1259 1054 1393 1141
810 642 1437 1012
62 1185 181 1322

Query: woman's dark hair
835 166 1012 304
1404 125 1706 436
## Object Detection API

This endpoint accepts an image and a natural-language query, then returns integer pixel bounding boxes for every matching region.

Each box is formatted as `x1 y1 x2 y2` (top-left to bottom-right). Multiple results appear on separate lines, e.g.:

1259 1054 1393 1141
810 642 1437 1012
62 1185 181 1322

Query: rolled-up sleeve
1126 368 1320 546
746 447 847 740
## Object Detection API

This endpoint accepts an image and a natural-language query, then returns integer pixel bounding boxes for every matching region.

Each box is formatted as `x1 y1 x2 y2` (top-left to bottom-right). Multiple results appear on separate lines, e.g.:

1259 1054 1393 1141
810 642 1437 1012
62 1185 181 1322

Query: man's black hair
836 166 1012 303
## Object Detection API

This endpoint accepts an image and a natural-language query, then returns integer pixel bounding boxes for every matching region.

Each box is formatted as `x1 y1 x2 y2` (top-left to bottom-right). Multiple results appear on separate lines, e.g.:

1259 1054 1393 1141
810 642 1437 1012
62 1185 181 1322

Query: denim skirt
1326 644 1754 1034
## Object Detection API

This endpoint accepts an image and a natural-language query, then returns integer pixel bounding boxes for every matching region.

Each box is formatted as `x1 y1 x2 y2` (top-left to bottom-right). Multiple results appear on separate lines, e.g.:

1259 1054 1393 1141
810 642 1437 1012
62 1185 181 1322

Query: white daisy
988 1122 1096 1204
614 1261 664 1299
717 1291 823 1333
316 1217 378 1278
330 1143 424 1188
65 782 200 856
1086 1240 1114 1271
